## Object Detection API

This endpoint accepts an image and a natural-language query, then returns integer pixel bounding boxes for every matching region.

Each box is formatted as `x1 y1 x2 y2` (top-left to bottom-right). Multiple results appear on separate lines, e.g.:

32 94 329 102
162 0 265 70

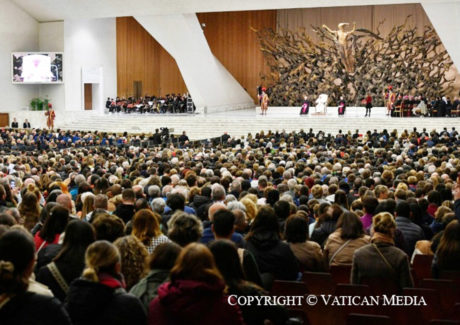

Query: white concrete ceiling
11 0 458 22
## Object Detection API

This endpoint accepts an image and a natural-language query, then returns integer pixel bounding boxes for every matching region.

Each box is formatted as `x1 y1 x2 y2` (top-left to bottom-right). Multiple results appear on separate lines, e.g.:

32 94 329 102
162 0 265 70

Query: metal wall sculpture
255 17 455 106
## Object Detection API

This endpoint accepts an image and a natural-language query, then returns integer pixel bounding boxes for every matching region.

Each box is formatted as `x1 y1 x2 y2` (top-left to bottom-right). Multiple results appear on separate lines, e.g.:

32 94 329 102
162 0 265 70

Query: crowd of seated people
389 94 460 117
106 94 195 114
0 127 190 151
0 125 459 324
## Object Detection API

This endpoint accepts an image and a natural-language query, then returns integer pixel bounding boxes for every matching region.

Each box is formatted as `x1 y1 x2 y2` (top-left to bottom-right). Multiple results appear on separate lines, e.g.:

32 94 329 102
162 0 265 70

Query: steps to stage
58 107 460 140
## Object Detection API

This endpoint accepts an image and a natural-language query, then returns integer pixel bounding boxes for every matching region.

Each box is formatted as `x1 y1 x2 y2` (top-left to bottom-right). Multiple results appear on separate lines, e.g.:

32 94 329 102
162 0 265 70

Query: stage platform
54 106 459 140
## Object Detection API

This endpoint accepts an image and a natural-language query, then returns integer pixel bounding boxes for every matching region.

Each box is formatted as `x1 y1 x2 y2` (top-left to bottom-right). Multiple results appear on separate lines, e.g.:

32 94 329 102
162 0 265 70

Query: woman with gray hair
167 211 203 247
150 197 166 215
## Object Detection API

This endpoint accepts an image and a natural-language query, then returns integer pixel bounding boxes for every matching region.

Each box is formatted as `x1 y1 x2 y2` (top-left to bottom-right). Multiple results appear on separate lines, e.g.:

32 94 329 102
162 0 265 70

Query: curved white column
135 14 254 113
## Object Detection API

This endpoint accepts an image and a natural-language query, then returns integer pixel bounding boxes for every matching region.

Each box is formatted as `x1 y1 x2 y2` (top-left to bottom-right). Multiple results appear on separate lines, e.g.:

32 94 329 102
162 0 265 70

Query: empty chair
346 313 392 325
270 280 308 323
360 277 400 296
270 280 308 298
403 287 442 323
452 304 460 321
439 271 460 286
335 283 372 297
421 279 460 315
412 255 434 285
330 264 352 284
303 295 337 325
335 284 376 317
302 272 336 295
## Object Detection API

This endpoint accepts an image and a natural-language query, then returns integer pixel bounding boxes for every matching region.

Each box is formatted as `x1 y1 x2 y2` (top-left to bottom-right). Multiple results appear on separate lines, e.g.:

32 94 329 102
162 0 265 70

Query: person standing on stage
300 95 310 115
386 86 396 116
256 85 263 106
261 87 269 115
11 118 18 128
45 104 56 130
364 94 372 117
23 119 31 128
338 96 346 116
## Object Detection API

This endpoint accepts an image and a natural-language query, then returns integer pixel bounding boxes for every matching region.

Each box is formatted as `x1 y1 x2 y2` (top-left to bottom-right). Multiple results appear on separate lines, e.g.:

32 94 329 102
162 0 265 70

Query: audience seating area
0 125 459 325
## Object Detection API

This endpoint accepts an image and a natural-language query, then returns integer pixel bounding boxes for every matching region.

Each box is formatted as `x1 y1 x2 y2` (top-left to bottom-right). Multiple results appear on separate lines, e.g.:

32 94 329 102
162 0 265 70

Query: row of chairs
269 256 460 325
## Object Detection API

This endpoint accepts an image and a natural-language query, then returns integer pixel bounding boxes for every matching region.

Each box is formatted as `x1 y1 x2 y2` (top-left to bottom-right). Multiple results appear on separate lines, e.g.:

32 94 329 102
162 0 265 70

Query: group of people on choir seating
106 94 195 114
386 92 460 117
0 125 459 324
10 118 31 129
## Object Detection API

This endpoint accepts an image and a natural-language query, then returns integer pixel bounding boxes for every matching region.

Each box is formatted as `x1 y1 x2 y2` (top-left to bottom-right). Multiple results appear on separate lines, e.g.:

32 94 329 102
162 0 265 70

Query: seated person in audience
148 243 244 325
209 240 288 325
92 213 125 243
131 209 170 254
311 203 340 247
324 211 370 266
0 229 72 324
200 208 245 247
432 220 460 278
395 201 425 257
167 211 203 247
284 214 326 272
66 240 146 324
245 206 299 285
113 189 136 224
351 212 413 290
130 242 182 312
360 196 379 231
207 209 261 286
36 220 95 302
114 236 148 291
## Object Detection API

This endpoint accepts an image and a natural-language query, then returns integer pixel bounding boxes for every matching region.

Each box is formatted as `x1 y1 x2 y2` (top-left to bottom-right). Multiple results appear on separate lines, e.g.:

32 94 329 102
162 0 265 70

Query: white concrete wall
0 0 38 112
38 21 65 111
422 1 460 74
135 14 254 113
0 109 100 129
64 18 116 112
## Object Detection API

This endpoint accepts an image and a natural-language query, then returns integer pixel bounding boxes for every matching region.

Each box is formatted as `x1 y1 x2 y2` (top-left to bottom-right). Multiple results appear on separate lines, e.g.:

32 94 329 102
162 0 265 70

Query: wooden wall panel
197 10 277 102
116 17 186 98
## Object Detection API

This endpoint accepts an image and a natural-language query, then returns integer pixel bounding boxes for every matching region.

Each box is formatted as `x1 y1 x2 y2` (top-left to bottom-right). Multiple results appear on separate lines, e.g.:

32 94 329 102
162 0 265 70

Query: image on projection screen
12 52 63 83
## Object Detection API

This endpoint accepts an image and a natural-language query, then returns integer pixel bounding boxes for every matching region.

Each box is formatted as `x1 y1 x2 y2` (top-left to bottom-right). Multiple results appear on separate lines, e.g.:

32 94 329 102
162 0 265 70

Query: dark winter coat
66 276 146 325
0 292 71 325
245 231 299 281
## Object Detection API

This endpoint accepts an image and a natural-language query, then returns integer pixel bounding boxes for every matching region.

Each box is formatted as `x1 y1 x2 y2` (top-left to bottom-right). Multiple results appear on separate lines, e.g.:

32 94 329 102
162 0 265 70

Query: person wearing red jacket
149 243 244 325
